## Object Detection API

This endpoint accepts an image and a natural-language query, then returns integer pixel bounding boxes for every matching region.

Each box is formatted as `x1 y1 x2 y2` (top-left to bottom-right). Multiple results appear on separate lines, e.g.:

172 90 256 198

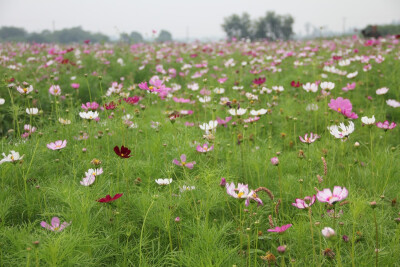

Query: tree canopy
222 11 294 41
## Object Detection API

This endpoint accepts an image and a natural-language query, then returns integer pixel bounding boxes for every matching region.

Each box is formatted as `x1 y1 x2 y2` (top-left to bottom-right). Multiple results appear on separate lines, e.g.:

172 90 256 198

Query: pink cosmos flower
196 143 214 153
47 140 67 150
270 157 279 166
220 177 226 186
299 133 320 144
376 120 396 130
342 82 356 92
172 154 196 169
328 97 358 119
317 186 348 204
49 85 61 96
216 116 232 127
41 217 70 232
292 195 316 209
71 83 80 89
81 102 100 111
217 77 228 84
173 97 191 103
268 224 292 233
244 117 260 123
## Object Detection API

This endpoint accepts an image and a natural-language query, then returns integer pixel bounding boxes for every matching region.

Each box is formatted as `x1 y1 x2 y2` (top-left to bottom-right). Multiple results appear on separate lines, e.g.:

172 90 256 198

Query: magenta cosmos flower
376 120 396 130
317 186 348 204
292 195 316 209
299 133 320 144
41 217 70 232
196 143 214 153
172 154 196 169
81 102 100 111
328 97 358 119
268 224 292 233
270 157 279 166
47 140 67 150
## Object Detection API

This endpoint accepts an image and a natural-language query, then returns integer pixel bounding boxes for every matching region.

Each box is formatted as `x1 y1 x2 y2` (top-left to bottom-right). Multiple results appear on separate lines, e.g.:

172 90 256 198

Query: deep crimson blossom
123 96 140 105
97 193 123 203
252 77 266 85
291 80 302 88
104 102 117 110
114 145 132 158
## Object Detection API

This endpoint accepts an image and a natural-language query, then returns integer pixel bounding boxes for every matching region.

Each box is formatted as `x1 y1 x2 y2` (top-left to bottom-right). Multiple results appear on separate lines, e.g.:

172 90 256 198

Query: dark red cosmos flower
84 39 90 44
252 77 266 85
114 145 131 158
123 96 140 105
104 101 117 110
291 80 302 88
97 193 123 203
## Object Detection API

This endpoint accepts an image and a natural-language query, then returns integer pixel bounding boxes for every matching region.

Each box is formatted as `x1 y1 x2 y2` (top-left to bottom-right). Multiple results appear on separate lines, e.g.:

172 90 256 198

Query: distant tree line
361 24 400 38
119 30 172 44
0 26 173 44
222 11 294 41
0 26 109 43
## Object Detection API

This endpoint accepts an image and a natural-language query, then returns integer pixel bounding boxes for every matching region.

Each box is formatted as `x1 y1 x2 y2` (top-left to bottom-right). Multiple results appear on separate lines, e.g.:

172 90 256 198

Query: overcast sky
1 0 399 39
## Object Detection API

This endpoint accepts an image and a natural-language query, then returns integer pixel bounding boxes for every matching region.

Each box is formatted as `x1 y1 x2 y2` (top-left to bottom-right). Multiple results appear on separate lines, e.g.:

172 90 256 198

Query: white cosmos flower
245 92 258 100
347 71 358 78
306 104 319 111
320 82 335 90
250 109 268 116
199 96 211 103
361 115 375 125
16 85 33 95
180 185 195 192
85 168 103 177
260 87 272 94
79 111 99 120
338 59 351 66
386 99 400 108
328 121 355 139
199 120 218 134
232 86 243 90
272 85 284 92
213 88 225 94
302 82 318 93
0 150 24 164
155 178 173 185
26 108 39 115
376 87 389 95
0 98 5 105
80 175 95 186
58 118 71 125
228 108 247 116
321 227 336 238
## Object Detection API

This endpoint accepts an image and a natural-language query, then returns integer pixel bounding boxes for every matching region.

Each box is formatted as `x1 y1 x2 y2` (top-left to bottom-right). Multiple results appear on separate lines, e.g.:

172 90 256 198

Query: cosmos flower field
0 36 399 266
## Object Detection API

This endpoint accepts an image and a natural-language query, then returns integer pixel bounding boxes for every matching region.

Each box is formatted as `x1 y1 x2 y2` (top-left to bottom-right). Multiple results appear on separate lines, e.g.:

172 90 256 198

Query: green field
0 37 400 266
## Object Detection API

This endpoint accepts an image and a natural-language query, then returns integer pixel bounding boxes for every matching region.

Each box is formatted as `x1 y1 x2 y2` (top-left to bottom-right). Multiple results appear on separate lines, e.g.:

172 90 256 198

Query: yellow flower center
23 88 28 92
237 192 244 198
337 108 341 112
182 162 186 166
203 145 208 151
11 156 14 160
54 227 59 231
121 153 124 157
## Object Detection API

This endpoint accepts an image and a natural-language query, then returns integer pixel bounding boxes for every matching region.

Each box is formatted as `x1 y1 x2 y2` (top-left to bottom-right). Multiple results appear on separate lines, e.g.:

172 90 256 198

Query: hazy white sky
1 0 399 39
